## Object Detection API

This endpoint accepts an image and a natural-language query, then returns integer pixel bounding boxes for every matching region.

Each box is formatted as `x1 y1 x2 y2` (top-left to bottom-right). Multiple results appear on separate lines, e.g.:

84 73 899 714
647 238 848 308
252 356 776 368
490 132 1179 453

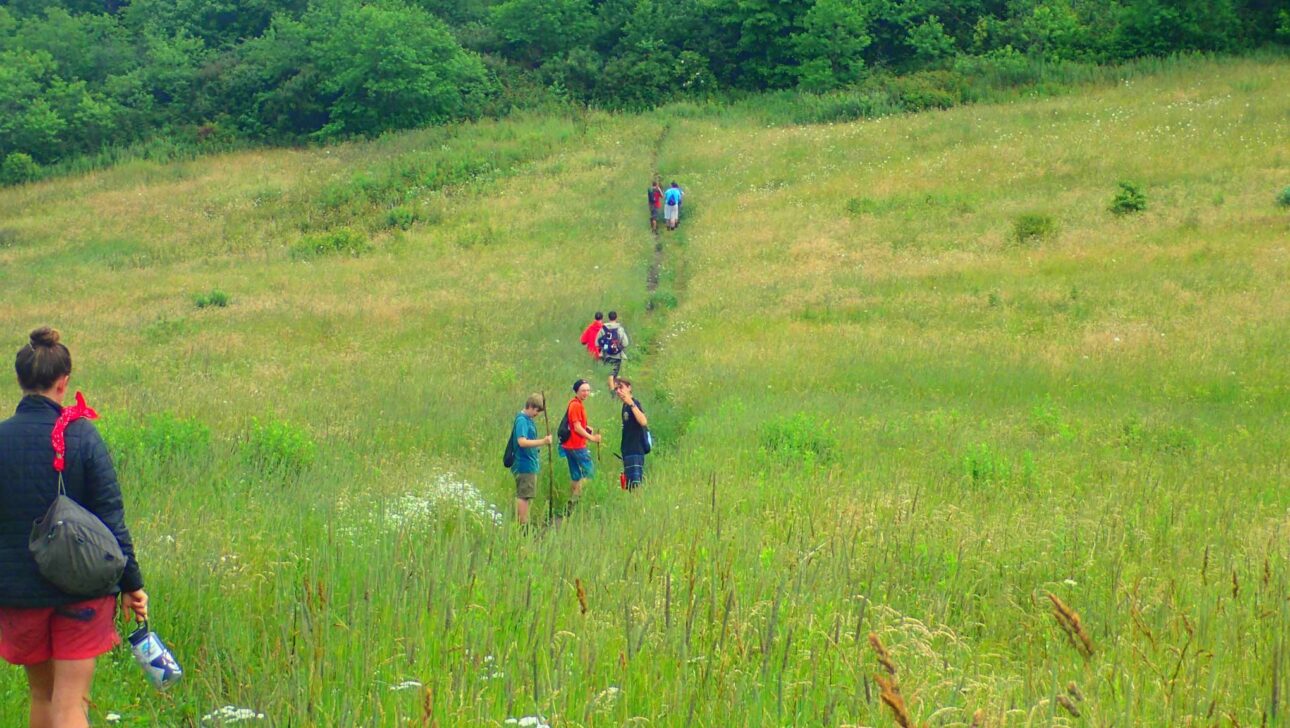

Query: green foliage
3 0 1287 172
1 152 40 186
99 412 211 468
1013 212 1058 244
962 442 1009 486
1110 181 1148 215
241 418 317 473
385 206 418 230
291 228 370 259
1277 186 1290 208
310 0 494 138
760 413 836 467
193 289 230 308
792 0 871 92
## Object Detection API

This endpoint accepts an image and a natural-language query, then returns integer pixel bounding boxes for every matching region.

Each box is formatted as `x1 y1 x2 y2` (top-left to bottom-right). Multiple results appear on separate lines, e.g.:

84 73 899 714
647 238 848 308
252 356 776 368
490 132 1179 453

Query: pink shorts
0 596 120 665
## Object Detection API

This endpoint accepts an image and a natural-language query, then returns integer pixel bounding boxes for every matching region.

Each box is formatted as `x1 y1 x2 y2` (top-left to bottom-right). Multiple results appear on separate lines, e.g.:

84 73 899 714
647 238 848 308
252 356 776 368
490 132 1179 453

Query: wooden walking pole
540 391 556 524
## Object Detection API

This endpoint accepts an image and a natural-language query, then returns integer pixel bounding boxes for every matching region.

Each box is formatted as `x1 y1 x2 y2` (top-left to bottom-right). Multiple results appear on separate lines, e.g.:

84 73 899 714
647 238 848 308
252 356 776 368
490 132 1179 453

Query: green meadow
0 56 1287 726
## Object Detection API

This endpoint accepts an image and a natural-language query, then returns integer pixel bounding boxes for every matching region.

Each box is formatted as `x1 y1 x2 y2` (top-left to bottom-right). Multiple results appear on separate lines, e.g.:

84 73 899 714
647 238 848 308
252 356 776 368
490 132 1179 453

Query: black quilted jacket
0 395 144 606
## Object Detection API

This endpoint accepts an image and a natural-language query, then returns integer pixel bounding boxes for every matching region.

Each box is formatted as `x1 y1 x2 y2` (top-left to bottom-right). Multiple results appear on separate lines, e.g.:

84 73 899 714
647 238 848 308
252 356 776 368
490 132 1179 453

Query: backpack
28 392 125 596
557 408 572 445
642 428 653 455
598 327 623 357
30 485 126 596
502 418 518 469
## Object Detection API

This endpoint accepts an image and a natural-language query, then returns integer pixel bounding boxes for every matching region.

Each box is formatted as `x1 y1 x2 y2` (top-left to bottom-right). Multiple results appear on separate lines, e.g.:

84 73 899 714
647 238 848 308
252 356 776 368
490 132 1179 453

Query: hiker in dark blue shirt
612 377 649 489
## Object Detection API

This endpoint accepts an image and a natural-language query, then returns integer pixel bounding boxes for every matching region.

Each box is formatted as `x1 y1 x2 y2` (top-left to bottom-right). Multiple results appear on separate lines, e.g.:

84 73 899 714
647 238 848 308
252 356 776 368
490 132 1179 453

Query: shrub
1012 212 1058 244
760 413 836 466
1277 186 1290 208
385 206 417 230
1 153 40 186
193 289 231 308
883 70 966 111
241 418 317 473
291 228 370 259
1110 181 1147 215
962 442 1010 486
647 291 678 310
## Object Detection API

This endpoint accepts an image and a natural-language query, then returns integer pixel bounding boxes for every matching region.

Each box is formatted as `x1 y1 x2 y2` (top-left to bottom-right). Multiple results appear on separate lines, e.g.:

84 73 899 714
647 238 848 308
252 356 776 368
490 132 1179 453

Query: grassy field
0 56 1287 726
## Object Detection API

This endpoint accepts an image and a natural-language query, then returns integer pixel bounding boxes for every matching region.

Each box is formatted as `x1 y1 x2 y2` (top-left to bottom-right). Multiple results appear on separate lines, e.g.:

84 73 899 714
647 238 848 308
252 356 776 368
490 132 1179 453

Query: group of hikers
507 311 649 526
648 178 684 233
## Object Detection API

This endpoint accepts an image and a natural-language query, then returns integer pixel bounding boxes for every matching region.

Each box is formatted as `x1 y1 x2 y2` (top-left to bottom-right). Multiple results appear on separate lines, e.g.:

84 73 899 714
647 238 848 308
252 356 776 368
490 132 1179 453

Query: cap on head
573 378 588 393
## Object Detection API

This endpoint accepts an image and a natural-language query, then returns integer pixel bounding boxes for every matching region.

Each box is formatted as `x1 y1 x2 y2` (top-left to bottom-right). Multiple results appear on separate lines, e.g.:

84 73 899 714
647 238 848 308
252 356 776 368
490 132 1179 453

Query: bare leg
51 659 95 728
24 661 55 728
570 479 583 500
515 498 530 525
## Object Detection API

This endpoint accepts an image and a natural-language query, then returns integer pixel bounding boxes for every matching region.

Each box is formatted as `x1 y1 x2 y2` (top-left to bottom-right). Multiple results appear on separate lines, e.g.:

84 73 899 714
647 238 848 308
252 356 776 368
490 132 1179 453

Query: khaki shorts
515 472 537 500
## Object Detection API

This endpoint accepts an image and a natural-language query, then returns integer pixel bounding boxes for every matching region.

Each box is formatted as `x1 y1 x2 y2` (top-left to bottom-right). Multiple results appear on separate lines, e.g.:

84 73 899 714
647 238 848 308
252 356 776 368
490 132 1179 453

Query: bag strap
51 391 98 474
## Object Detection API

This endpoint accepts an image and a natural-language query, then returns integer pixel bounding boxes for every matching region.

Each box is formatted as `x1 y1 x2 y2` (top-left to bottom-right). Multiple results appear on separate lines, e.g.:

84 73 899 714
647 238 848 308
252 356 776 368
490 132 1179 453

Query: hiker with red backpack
648 180 664 233
597 311 629 386
579 312 604 361
557 379 601 513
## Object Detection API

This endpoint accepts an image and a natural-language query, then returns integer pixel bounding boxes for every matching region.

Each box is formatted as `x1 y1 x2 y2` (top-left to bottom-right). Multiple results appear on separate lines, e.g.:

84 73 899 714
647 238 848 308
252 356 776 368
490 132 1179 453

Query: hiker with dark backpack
612 377 650 490
558 379 601 513
597 311 630 384
0 328 148 728
505 394 551 526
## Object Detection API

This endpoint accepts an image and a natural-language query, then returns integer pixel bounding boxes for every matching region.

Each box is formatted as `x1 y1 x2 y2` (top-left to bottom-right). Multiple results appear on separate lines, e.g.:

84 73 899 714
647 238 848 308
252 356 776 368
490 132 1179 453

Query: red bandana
52 391 98 473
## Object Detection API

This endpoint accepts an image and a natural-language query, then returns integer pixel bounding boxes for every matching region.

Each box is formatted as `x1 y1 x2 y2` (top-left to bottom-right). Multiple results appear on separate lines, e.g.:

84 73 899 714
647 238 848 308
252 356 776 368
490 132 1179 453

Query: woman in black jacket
0 327 148 728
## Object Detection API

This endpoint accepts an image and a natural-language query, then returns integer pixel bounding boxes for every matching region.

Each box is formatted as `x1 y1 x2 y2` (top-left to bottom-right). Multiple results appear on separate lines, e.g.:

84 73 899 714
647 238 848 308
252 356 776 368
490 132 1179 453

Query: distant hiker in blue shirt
664 182 683 230
510 394 551 526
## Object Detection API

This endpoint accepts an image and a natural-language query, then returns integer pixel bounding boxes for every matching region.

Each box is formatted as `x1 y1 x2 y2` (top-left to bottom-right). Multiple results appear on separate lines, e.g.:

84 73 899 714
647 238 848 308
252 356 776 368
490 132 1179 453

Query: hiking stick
541 390 556 524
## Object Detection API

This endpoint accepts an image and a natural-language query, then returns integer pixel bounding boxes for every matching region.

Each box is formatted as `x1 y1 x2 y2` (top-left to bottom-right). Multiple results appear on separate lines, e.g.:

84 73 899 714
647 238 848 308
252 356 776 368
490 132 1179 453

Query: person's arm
518 435 551 447
626 398 647 427
619 327 630 349
573 420 601 442
79 422 148 620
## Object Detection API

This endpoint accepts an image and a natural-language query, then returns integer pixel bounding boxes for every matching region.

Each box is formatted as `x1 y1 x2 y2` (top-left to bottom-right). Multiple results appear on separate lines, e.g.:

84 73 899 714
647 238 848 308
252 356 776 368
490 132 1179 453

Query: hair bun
29 326 61 348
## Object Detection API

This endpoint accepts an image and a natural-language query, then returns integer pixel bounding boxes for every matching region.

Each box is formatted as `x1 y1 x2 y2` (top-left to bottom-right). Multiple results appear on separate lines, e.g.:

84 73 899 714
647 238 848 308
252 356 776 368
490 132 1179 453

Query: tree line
2 0 1286 181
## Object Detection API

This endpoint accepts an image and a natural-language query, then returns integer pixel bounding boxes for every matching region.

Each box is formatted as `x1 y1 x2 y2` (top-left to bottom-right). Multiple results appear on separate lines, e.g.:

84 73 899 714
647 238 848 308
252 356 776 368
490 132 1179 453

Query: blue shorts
623 453 644 489
563 447 594 481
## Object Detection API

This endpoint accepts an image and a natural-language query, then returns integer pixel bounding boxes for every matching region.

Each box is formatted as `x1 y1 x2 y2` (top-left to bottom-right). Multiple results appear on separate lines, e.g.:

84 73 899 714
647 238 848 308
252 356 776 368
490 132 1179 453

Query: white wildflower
201 706 265 723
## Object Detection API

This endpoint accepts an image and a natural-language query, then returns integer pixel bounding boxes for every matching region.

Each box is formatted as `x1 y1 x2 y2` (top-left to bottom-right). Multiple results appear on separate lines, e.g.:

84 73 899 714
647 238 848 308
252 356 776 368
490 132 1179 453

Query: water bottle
127 621 183 691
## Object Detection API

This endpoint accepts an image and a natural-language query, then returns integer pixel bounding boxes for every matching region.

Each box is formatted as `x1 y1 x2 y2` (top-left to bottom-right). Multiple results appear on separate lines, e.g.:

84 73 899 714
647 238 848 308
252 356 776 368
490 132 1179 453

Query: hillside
0 56 1287 726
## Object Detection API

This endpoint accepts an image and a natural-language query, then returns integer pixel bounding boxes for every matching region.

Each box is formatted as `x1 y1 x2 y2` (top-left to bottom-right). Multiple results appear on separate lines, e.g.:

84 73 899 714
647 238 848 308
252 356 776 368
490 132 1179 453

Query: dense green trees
0 0 1285 177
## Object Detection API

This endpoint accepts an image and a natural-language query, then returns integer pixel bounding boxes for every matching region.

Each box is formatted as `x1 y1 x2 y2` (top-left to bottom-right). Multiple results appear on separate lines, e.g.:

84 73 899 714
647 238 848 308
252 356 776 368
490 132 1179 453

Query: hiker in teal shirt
511 394 550 525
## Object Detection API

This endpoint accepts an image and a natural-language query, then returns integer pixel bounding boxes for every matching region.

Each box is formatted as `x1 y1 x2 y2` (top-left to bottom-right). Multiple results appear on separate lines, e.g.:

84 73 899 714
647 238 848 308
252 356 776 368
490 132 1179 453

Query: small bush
962 442 1009 486
385 206 418 230
1110 181 1147 215
647 291 678 310
883 70 966 111
761 413 836 467
241 418 317 473
291 228 371 259
193 289 230 308
1012 213 1058 244
1 153 41 186
846 197 878 216
1277 186 1290 208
